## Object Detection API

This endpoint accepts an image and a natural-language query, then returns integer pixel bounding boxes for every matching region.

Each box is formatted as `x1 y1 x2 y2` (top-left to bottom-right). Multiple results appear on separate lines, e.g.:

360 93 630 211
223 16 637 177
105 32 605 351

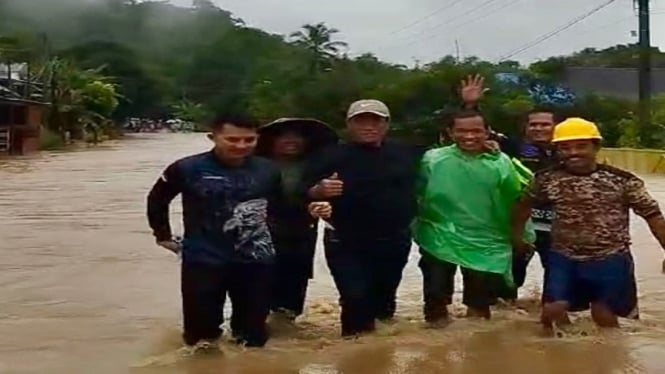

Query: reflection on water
1 133 665 373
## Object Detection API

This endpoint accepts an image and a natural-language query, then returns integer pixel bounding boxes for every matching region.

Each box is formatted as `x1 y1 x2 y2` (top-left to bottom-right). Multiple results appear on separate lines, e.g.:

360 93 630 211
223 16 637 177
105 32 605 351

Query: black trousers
324 228 411 336
271 230 317 316
181 261 273 347
419 251 503 322
496 231 551 300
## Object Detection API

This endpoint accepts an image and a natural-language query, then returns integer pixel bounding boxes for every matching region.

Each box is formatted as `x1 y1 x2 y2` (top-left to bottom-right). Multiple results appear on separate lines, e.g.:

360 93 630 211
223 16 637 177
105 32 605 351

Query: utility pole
637 0 652 146
455 39 461 63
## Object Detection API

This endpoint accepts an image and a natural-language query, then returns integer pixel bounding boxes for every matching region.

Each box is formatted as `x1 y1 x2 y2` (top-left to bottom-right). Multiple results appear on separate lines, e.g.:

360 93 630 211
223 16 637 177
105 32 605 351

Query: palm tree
290 23 348 73
40 58 120 139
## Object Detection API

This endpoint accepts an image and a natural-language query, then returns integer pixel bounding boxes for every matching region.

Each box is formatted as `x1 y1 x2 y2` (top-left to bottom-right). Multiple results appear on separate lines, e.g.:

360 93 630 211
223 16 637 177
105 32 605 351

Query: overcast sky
171 0 665 65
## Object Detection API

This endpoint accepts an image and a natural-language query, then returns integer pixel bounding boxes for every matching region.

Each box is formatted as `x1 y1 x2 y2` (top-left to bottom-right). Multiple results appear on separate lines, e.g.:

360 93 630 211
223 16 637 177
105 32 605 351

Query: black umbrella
256 117 338 157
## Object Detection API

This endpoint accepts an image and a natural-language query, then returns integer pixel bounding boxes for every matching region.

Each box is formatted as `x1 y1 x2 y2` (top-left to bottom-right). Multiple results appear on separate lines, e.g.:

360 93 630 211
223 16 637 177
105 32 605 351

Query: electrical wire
383 0 466 37
498 0 618 61
447 0 522 31
371 0 504 54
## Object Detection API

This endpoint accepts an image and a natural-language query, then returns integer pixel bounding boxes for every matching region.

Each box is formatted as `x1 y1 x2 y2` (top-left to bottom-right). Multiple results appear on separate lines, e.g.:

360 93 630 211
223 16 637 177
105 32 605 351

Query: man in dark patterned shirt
495 108 560 301
512 117 665 328
147 115 281 348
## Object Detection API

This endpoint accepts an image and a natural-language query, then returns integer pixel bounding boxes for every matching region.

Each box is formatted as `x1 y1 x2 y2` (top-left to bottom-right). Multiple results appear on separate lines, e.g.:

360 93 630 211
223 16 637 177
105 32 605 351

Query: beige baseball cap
346 99 390 120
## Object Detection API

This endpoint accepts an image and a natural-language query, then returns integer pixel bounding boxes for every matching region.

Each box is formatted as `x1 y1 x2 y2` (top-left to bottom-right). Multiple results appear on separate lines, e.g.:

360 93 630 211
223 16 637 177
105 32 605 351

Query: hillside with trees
1 0 664 147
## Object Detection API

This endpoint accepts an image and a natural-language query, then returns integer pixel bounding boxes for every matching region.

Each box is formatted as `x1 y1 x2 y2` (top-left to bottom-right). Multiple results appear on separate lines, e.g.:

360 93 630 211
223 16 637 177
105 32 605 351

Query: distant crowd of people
124 118 195 133
145 75 665 351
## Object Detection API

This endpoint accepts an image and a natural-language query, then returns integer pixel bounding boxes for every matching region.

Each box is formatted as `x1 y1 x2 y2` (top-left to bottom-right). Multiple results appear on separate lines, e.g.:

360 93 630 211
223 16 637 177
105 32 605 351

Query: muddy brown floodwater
2 133 665 374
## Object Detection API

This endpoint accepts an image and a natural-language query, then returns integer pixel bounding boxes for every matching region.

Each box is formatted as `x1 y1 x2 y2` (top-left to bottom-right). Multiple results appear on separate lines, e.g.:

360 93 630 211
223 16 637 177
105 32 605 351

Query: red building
0 97 45 155
0 62 47 155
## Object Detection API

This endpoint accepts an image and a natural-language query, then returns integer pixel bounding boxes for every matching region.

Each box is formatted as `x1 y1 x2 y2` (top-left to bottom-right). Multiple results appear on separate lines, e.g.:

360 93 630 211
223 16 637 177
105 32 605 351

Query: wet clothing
510 233 550 288
301 141 424 239
524 163 660 317
419 250 503 322
498 137 557 174
271 228 317 316
258 119 338 319
147 150 281 347
270 161 313 237
543 250 639 318
324 228 411 336
302 140 423 336
147 151 281 265
181 261 273 347
268 160 318 317
524 164 662 260
412 145 533 286
500 138 558 233
496 138 558 299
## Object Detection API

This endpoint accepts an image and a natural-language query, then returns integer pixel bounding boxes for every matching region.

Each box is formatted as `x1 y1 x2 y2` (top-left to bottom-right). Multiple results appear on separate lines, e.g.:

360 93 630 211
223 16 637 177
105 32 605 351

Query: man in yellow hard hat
511 117 665 328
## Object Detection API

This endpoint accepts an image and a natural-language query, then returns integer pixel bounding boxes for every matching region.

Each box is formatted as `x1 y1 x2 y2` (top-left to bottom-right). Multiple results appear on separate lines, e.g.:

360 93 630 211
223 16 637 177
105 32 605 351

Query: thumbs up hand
311 172 344 199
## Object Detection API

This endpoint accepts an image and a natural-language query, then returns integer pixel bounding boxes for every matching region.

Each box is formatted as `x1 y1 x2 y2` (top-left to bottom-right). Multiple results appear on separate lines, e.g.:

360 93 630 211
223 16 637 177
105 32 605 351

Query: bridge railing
599 148 665 174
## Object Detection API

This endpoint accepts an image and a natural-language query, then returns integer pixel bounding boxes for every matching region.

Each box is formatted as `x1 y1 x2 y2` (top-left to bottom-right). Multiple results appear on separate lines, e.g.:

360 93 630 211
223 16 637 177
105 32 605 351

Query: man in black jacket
146 115 281 348
303 99 420 337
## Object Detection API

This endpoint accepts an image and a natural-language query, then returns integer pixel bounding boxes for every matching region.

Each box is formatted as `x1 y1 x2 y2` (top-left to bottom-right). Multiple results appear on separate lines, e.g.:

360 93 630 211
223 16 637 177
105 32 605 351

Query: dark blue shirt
499 136 558 232
147 150 282 265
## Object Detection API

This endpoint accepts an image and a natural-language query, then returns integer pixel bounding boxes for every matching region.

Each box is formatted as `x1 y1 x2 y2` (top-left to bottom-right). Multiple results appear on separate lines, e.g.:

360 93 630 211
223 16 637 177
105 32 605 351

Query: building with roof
0 62 47 155
561 67 665 101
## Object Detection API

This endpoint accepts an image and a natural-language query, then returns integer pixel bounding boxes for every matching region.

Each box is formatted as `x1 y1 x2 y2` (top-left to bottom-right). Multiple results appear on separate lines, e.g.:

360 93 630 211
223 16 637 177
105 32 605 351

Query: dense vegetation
1 0 664 147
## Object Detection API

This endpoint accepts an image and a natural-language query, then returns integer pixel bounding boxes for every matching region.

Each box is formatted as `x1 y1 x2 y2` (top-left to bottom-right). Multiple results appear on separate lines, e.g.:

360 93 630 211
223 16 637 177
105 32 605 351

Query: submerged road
1 133 665 373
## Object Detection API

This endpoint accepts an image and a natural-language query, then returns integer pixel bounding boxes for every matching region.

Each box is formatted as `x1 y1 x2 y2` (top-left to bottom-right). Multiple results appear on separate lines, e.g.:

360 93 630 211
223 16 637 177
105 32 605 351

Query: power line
573 10 664 38
372 0 503 53
404 0 522 61
384 0 465 37
498 0 618 61
420 0 522 61
404 0 502 43
448 0 522 32
364 0 466 54
441 0 504 27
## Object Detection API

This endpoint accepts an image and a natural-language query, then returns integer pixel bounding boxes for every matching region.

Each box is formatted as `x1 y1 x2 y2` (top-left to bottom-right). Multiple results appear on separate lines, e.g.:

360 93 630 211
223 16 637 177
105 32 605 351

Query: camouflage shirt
523 164 662 260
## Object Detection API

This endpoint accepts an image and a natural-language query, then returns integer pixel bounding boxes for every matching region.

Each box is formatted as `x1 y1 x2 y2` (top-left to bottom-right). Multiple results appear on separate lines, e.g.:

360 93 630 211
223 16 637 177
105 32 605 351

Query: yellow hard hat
552 117 602 143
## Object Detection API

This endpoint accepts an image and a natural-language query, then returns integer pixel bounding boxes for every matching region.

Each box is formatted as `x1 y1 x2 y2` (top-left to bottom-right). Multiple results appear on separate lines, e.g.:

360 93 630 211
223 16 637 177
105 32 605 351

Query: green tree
42 57 120 139
61 40 166 119
290 23 348 73
1 0 660 148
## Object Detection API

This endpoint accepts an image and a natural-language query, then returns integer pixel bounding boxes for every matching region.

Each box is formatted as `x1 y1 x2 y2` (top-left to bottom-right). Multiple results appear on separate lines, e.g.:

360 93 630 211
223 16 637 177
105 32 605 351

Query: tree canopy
0 0 663 147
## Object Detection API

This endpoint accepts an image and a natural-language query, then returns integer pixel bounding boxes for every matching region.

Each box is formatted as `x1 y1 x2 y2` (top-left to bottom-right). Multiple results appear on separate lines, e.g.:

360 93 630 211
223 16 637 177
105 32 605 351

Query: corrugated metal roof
0 97 49 105
0 81 48 105
562 67 665 100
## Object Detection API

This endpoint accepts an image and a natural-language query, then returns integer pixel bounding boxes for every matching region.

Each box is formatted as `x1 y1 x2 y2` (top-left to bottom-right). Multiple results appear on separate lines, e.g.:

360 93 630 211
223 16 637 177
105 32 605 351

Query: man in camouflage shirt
512 117 665 328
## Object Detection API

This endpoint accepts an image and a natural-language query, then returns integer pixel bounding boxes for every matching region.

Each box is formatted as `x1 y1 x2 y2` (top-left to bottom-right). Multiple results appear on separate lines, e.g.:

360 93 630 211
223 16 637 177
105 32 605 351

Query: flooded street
2 133 665 373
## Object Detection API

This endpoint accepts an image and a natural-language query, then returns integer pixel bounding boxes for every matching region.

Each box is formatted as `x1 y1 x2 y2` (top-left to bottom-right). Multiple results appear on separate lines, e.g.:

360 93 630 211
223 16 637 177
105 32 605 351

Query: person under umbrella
256 117 339 322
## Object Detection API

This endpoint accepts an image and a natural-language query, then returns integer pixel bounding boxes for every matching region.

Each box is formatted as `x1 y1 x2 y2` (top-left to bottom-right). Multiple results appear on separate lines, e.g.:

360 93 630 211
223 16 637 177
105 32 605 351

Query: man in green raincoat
412 109 535 323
